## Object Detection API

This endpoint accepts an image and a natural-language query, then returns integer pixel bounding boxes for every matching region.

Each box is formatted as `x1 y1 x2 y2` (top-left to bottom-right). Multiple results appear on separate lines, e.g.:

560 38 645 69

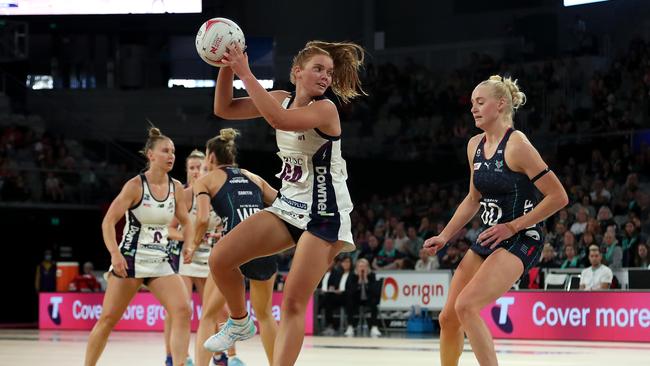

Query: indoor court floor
0 329 648 365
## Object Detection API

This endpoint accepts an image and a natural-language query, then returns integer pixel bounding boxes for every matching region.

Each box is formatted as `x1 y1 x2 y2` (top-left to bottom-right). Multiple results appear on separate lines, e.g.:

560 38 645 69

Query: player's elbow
195 215 209 228
266 114 284 129
213 103 231 119
556 190 569 208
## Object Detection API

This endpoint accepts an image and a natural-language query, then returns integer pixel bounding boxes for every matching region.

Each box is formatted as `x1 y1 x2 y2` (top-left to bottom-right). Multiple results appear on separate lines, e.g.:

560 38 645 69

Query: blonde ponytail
206 128 240 165
481 75 527 115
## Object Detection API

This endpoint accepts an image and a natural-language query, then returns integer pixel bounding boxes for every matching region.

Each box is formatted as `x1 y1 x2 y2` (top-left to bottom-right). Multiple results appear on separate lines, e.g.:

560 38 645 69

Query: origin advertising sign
40 292 314 334
376 271 451 310
481 291 650 342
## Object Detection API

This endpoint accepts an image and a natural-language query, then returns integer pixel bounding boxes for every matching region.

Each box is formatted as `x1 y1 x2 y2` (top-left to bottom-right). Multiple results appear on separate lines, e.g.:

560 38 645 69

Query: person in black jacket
344 258 383 337
320 256 352 335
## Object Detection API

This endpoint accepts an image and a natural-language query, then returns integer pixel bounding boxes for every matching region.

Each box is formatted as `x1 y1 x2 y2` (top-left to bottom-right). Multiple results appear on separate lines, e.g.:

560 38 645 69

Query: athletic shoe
164 355 173 366
204 316 257 352
229 356 246 366
344 325 355 337
370 325 382 338
209 353 228 366
186 356 195 366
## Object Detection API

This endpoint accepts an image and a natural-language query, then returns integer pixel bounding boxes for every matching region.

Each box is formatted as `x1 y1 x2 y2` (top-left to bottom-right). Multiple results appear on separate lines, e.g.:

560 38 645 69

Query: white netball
195 17 245 67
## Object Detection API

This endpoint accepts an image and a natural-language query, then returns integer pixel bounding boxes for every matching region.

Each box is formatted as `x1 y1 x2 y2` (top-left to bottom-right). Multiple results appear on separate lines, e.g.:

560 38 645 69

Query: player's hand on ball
423 235 448 256
222 43 251 78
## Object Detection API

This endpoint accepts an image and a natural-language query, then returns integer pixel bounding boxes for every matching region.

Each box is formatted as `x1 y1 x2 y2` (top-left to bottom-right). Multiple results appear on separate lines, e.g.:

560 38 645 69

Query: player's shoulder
270 90 292 102
508 129 531 145
171 177 184 188
467 133 485 150
124 175 143 190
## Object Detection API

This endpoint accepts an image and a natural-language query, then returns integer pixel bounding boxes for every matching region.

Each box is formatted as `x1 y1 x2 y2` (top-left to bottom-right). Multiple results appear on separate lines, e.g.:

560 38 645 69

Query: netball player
163 150 212 366
193 128 279 366
203 40 365 366
423 76 568 366
84 127 196 366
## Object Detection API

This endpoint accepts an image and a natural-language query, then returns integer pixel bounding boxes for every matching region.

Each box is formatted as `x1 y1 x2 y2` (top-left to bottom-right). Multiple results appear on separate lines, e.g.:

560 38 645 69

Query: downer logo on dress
48 296 63 325
491 297 515 333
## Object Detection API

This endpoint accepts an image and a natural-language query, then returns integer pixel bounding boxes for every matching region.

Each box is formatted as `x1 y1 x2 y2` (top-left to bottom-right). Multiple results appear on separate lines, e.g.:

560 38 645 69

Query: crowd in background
3 38 650 295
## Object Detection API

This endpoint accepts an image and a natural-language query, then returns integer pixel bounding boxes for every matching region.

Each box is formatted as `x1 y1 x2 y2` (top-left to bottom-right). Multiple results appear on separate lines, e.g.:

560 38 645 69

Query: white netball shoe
204 316 257 352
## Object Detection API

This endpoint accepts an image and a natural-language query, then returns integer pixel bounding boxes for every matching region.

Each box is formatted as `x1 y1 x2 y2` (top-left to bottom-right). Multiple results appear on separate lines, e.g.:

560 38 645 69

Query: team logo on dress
48 296 63 325
525 230 541 241
480 201 503 226
491 297 515 333
494 160 503 172
474 163 482 170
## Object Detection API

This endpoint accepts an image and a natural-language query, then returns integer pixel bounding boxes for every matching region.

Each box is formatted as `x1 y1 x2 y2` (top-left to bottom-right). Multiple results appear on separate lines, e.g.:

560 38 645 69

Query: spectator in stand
578 232 597 267
69 262 101 292
547 222 567 250
464 218 482 244
590 179 611 206
439 244 461 270
403 226 424 261
621 221 641 266
344 258 382 338
633 242 650 268
319 256 352 336
372 237 403 270
602 230 623 270
580 245 613 290
537 244 560 269
560 245 580 269
35 249 56 292
555 208 572 227
596 206 616 233
357 234 381 264
535 243 561 289
559 231 577 260
570 208 589 236
415 249 440 271
45 172 64 201
417 217 433 239
393 222 410 253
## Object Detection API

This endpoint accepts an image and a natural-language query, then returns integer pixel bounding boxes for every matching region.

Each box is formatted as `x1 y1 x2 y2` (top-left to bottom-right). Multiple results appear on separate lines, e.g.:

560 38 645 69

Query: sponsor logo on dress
123 225 140 251
142 244 167 252
315 166 335 216
236 207 261 222
280 195 308 210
